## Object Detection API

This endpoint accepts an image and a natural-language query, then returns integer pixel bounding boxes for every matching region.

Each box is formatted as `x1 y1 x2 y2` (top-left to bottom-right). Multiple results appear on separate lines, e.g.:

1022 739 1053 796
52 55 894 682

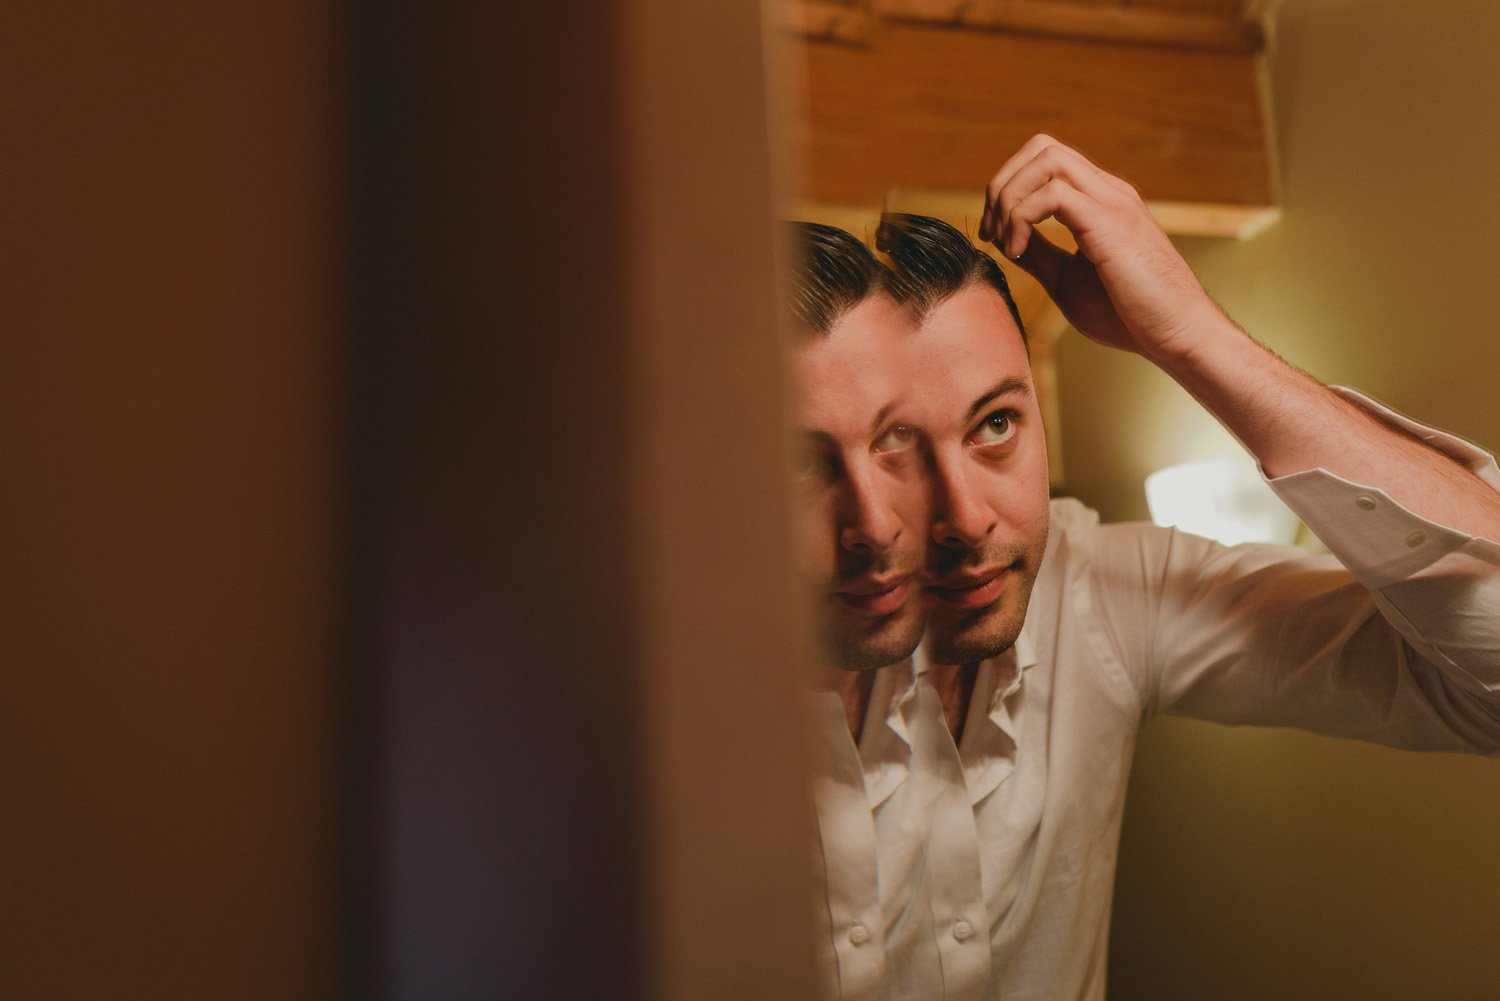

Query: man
788 222 928 682
789 222 998 1000
803 137 1500 1000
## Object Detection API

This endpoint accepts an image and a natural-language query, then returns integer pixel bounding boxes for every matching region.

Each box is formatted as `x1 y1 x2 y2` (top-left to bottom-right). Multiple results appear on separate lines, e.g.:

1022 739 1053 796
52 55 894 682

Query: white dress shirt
812 390 1500 1001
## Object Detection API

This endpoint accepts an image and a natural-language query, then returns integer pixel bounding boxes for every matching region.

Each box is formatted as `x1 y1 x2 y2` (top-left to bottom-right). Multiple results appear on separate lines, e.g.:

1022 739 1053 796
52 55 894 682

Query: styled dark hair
876 213 1027 345
786 221 892 334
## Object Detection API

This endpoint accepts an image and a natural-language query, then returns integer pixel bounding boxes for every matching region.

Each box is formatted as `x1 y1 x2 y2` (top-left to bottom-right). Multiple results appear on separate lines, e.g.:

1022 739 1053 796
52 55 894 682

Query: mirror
779 3 1500 999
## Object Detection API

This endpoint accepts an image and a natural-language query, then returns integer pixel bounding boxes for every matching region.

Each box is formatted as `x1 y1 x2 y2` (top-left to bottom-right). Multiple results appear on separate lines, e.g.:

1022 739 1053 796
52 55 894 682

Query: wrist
1139 299 1245 376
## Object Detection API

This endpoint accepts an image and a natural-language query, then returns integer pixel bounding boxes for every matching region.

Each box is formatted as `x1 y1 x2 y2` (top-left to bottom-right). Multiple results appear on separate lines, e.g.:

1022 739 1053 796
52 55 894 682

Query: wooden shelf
786 14 1277 226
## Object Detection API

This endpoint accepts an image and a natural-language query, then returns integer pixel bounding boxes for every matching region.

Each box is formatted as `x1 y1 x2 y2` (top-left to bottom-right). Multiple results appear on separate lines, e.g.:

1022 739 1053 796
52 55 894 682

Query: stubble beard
824 551 926 672
826 603 927 671
923 522 1048 666
924 587 1030 665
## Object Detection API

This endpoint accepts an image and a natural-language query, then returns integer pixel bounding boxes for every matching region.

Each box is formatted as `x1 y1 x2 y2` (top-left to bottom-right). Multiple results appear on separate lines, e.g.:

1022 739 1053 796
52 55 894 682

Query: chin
925 601 1025 666
828 608 926 671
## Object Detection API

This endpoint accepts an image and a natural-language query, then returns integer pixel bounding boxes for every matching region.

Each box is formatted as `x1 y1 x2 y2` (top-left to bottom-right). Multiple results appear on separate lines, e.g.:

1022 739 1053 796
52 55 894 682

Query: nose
929 454 996 549
837 465 903 553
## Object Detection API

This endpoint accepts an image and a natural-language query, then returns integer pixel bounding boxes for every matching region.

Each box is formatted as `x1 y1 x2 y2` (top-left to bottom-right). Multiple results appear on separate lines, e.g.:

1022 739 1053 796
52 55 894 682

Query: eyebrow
963 377 1031 424
801 428 837 450
799 402 898 448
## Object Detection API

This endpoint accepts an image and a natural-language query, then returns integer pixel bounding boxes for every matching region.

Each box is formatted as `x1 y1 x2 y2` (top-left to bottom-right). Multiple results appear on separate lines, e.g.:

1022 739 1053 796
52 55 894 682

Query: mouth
832 574 914 617
923 564 1011 611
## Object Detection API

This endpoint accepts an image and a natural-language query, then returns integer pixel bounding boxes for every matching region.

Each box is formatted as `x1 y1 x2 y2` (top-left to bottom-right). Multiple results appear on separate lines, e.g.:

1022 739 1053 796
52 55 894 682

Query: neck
823 665 876 742
926 662 979 742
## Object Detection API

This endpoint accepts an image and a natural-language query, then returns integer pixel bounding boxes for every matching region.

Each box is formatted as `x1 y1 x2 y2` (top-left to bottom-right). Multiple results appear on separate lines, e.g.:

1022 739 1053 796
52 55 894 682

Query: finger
1010 229 1074 295
1000 176 1099 261
981 133 1061 241
999 146 1128 251
984 136 1119 239
984 133 1061 208
1009 136 1137 203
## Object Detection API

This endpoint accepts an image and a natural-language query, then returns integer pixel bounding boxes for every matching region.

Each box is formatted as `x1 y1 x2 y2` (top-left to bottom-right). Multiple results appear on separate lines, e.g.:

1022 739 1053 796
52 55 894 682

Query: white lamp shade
1144 455 1301 547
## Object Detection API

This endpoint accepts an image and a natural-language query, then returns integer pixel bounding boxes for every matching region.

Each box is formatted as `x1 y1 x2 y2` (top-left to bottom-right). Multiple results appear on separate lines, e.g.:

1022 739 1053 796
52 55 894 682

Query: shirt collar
857 659 915 809
958 628 1036 805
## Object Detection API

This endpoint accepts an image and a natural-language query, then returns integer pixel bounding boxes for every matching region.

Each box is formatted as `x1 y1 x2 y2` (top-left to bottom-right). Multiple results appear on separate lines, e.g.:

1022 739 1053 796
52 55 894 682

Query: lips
923 565 1009 611
833 574 913 616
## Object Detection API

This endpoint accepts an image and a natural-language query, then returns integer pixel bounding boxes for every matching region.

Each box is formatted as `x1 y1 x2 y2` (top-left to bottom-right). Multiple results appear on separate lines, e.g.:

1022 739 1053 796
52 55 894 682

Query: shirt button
952 919 974 942
1407 530 1427 548
1356 496 1377 511
848 923 870 946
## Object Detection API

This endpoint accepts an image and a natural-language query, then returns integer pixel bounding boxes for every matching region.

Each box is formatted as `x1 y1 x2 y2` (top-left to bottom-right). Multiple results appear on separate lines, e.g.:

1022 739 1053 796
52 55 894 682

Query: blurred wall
351 1 820 999
1084 2 1500 997
0 3 344 998
2 1 820 999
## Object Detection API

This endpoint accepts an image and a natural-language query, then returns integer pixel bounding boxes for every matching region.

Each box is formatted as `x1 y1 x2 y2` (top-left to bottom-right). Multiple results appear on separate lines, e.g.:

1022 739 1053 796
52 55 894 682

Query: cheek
885 473 931 528
994 455 1051 530
793 496 837 578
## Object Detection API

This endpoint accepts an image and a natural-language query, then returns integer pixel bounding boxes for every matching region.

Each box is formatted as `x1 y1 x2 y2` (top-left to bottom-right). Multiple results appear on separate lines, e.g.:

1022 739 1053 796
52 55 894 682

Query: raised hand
978 135 1220 363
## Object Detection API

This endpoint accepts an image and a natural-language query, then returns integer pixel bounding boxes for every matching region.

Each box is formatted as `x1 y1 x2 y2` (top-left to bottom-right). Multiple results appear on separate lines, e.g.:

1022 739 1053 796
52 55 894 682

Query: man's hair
787 222 891 334
877 213 1027 345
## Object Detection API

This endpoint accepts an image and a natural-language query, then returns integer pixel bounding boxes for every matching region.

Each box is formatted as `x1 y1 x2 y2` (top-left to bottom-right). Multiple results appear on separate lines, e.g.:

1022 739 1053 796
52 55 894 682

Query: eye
970 410 1017 446
872 424 916 455
796 443 838 484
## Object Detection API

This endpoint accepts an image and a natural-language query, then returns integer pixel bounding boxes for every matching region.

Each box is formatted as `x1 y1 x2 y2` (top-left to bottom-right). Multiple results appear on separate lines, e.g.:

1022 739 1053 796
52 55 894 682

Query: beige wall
1095 2 1500 996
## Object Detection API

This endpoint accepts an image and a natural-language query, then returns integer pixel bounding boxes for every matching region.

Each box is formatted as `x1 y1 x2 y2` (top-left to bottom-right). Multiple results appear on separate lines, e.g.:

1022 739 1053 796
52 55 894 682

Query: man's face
793 294 929 671
901 283 1050 665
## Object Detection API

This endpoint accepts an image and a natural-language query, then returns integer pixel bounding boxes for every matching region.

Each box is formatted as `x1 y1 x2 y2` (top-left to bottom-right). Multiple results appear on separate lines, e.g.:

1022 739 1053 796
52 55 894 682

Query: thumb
1008 229 1074 295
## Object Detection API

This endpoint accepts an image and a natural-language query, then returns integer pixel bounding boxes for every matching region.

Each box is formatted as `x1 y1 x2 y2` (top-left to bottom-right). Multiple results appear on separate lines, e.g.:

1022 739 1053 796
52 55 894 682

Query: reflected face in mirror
902 283 1050 665
794 294 929 671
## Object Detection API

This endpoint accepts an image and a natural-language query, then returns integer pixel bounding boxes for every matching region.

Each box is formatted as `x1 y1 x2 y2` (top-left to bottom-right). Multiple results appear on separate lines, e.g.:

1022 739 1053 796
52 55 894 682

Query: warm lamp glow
1145 455 1301 547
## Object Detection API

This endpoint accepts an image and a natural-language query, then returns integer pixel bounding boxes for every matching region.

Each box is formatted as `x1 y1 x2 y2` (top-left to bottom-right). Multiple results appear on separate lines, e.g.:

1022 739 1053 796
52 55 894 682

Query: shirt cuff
1263 387 1500 589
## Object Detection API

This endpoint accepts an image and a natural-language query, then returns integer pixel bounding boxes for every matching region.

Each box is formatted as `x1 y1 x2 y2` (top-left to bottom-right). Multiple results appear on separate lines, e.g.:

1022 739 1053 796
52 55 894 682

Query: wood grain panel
794 23 1273 209
878 0 1263 52
786 0 876 44
1132 0 1247 16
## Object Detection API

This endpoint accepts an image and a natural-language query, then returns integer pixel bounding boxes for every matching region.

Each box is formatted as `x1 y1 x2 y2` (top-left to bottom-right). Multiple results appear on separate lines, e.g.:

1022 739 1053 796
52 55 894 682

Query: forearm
1152 305 1500 541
